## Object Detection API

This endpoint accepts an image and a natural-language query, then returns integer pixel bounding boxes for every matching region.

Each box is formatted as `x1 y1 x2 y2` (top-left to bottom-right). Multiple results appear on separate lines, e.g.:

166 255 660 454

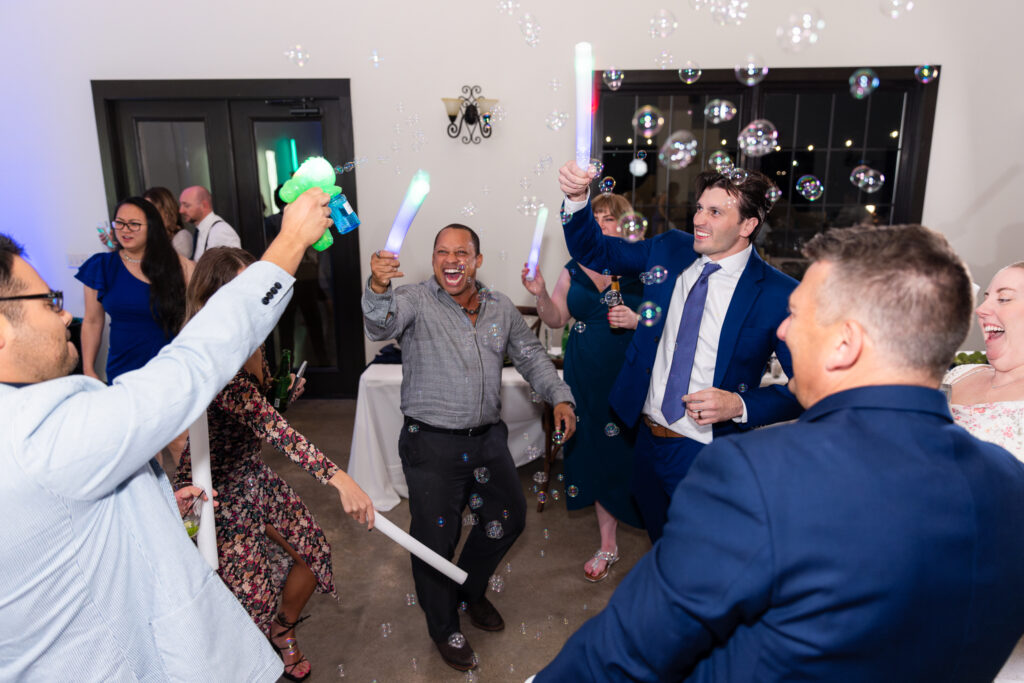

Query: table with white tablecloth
347 364 552 511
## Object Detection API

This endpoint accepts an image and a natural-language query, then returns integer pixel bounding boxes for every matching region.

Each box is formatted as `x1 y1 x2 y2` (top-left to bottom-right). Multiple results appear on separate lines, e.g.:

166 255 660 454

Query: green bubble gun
278 157 361 251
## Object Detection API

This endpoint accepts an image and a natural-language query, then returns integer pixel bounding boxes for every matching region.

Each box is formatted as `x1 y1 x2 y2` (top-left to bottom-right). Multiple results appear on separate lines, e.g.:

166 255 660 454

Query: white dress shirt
193 211 241 260
643 246 752 442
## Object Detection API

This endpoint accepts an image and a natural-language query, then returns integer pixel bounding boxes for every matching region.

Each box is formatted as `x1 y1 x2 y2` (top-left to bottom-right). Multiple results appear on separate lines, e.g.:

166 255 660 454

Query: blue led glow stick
575 42 594 172
526 206 548 280
383 170 431 254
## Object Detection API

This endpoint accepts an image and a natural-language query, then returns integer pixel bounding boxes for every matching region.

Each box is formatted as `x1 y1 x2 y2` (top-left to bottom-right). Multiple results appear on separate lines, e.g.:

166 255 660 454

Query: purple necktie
661 261 721 424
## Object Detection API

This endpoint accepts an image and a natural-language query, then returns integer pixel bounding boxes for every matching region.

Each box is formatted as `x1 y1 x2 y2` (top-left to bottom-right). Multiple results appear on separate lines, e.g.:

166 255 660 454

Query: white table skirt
347 364 550 511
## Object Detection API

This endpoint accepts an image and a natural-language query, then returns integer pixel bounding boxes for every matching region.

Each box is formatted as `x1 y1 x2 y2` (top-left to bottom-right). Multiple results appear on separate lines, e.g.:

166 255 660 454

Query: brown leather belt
643 415 688 439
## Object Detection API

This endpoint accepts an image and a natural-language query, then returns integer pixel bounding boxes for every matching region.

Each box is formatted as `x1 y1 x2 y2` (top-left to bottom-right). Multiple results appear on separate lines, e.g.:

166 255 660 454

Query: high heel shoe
584 547 619 583
270 612 312 682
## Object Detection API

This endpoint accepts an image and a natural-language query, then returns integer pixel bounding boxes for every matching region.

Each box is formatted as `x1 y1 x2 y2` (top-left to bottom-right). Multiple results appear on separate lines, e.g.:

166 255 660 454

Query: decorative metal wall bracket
442 85 495 144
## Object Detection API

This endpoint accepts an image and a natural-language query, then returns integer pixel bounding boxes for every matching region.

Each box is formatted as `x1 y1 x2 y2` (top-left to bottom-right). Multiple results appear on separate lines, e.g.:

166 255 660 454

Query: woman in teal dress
521 193 644 582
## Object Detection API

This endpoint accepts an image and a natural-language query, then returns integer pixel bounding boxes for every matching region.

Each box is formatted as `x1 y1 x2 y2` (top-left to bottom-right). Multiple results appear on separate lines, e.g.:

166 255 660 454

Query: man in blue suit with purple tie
558 161 801 540
533 224 1024 681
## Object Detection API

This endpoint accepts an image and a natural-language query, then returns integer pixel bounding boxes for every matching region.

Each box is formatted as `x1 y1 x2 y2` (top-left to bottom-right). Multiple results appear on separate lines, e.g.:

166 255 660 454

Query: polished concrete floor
265 399 651 682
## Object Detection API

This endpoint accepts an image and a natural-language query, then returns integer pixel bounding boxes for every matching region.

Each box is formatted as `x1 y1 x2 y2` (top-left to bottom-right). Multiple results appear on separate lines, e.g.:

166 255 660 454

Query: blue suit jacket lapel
713 251 766 386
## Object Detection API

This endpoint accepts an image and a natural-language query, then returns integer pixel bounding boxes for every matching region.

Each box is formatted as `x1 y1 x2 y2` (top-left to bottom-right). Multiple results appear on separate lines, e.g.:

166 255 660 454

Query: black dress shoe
435 635 477 671
466 595 505 632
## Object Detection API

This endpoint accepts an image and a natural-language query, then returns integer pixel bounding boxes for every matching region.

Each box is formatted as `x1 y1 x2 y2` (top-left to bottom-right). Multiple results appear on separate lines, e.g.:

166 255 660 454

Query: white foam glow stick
575 42 594 172
187 413 218 570
373 511 468 585
383 170 431 254
526 206 548 280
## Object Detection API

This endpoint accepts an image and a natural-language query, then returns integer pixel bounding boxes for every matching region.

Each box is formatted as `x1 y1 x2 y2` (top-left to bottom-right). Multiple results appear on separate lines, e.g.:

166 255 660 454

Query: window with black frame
592 66 939 280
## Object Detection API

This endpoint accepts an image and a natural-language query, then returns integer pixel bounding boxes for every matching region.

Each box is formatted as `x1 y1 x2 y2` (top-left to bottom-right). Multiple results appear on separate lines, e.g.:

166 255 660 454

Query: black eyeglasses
111 219 145 232
0 291 63 312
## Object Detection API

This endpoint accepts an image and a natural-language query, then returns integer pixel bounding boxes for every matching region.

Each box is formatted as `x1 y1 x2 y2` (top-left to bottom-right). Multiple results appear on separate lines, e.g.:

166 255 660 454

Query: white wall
1 0 1019 358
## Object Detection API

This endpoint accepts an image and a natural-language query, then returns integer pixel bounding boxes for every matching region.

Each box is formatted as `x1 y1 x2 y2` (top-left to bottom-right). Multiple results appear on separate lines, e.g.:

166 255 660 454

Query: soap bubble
645 265 667 284
381 622 393 638
914 64 938 84
850 164 870 187
573 321 586 334
796 175 824 201
474 467 491 484
485 520 505 539
654 49 675 70
604 423 620 437
490 104 507 122
730 168 750 185
532 471 549 484
543 528 550 539
880 0 914 19
708 150 734 173
629 158 649 177
463 512 479 526
603 69 624 91
735 55 768 87
283 44 310 67
598 177 616 194
447 632 466 648
342 161 356 173
589 158 605 176
436 516 446 527
638 302 663 326
620 211 649 242
766 185 782 205
650 9 678 38
537 491 547 504
737 119 779 157
637 150 648 160
777 10 825 52
526 445 542 460
548 77 561 92
502 508 511 519
858 168 886 193
337 664 345 677
849 69 879 99
550 489 560 501
407 424 420 433
488 575 505 592
704 99 737 124
678 61 702 84
552 431 565 445
567 485 579 497
496 0 519 14
460 202 476 217
469 493 484 509
406 593 417 606
710 0 748 26
545 110 569 131
632 105 665 139
519 12 541 46
485 323 504 352
658 130 699 170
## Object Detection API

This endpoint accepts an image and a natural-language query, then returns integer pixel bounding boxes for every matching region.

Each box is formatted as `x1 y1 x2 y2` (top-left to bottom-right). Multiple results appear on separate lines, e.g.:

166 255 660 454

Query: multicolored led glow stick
187 413 218 570
383 170 431 254
372 511 468 585
575 42 594 172
526 206 548 280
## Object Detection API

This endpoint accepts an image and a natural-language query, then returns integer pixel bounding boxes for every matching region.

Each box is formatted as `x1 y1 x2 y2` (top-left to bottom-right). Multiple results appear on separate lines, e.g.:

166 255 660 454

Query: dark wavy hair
114 197 186 336
695 169 775 243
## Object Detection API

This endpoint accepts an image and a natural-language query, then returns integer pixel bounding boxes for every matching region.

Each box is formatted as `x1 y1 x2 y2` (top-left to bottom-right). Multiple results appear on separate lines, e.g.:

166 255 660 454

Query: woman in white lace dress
945 262 1024 681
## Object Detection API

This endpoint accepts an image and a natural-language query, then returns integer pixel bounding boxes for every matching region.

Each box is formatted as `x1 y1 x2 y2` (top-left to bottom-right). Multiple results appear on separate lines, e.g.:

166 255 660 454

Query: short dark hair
695 169 775 243
0 233 26 322
802 224 973 380
434 224 481 255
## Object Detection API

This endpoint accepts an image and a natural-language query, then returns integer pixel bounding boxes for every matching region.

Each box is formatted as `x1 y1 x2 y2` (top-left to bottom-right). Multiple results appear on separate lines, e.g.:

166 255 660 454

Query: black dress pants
398 419 526 643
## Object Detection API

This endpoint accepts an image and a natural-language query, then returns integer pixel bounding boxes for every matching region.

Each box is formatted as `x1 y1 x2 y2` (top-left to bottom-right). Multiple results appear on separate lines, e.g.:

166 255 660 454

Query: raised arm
521 265 571 329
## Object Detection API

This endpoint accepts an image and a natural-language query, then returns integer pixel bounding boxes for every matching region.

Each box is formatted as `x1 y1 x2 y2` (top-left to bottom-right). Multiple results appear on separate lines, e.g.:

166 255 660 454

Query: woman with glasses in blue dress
77 197 194 385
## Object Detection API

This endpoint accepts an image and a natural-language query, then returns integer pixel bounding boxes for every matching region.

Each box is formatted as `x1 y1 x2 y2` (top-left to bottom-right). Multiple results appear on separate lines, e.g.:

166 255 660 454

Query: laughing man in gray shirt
362 223 575 672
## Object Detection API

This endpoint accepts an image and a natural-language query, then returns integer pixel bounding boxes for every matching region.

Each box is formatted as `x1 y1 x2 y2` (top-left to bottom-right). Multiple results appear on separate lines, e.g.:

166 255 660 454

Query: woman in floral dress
176 247 373 682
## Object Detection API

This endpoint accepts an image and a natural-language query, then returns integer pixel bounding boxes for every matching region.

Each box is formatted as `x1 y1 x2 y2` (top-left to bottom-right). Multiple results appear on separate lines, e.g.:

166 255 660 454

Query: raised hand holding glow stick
575 42 595 173
526 206 548 281
383 170 431 254
372 511 468 585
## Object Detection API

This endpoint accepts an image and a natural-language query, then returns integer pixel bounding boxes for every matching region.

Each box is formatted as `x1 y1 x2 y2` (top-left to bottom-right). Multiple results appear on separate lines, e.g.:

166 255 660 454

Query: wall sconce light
442 85 497 144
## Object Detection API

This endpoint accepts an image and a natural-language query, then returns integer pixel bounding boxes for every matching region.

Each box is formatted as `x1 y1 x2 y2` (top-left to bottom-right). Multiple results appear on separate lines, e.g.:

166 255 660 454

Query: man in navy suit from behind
535 224 1024 681
558 162 802 540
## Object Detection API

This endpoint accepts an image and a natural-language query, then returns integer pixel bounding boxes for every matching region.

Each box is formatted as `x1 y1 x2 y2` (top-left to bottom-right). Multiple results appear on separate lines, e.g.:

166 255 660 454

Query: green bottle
561 324 570 356
272 349 293 413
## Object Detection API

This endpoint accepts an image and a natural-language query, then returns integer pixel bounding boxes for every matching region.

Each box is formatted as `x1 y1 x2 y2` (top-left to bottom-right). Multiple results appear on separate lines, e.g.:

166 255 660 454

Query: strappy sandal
584 547 620 583
270 613 312 682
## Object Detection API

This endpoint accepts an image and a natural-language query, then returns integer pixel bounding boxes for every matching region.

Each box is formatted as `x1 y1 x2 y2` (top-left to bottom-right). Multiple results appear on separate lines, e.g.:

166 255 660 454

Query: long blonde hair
185 247 257 322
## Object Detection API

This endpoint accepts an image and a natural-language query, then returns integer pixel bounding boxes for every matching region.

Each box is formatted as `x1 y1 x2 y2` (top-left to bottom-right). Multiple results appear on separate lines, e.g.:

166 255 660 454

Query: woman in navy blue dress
77 197 193 384
521 193 645 582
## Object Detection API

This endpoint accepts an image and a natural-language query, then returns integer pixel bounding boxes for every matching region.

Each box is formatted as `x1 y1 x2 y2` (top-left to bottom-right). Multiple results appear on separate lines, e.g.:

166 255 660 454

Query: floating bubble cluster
658 131 699 170
678 61 702 84
283 44 310 67
650 9 678 38
519 12 541 46
489 574 505 592
604 423 620 437
599 177 616 195
638 302 663 327
914 64 938 84
633 106 665 139
644 265 669 284
710 0 749 26
474 467 491 484
620 211 649 242
734 55 768 86
777 10 825 52
545 110 569 131
796 175 824 201
496 0 519 14
485 520 505 539
603 69 624 91
849 68 879 99
709 150 734 173
705 99 737 125
737 119 779 157
880 0 914 19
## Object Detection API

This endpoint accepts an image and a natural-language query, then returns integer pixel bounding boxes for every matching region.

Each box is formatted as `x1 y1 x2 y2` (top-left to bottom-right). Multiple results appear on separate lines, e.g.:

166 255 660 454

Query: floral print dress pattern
945 364 1024 463
176 355 340 635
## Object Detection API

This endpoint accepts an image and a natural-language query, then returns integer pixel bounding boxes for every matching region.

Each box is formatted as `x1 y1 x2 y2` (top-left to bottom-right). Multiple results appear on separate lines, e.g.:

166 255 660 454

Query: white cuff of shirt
562 192 591 215
732 395 749 424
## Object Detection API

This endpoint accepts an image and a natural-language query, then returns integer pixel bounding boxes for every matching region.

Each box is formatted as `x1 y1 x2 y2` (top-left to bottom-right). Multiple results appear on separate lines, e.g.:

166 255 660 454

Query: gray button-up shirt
362 277 574 429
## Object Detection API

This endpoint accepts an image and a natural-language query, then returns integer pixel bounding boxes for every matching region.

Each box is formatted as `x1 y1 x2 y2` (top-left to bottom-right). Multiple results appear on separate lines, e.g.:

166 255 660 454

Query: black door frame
91 79 365 397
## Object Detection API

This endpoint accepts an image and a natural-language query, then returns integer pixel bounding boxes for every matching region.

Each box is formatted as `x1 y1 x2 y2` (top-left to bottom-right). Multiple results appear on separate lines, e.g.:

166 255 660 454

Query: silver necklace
120 250 142 264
